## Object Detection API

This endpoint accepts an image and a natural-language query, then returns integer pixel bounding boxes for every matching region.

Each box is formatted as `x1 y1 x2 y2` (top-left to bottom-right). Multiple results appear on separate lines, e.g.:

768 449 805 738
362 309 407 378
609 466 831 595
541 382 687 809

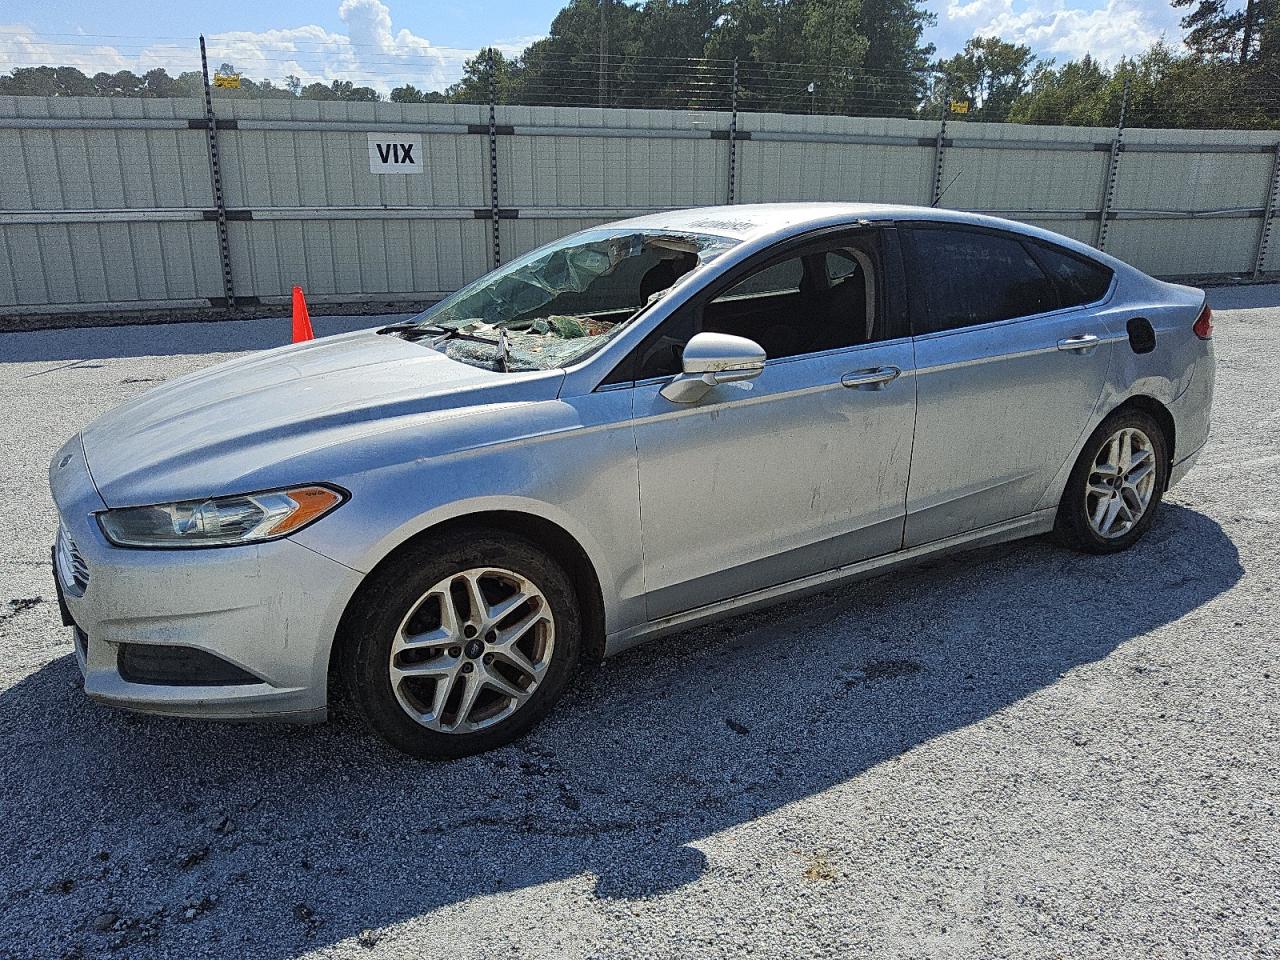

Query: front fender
288 392 644 639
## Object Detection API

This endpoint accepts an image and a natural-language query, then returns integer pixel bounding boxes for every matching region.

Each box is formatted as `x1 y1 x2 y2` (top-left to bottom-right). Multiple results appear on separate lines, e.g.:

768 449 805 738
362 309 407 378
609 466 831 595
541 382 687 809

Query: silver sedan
49 203 1215 757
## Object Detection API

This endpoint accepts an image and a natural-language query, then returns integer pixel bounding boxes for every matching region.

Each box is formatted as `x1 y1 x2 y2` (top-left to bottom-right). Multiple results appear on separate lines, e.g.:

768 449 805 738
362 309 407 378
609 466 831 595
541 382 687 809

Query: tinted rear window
1030 241 1114 307
909 227 1058 333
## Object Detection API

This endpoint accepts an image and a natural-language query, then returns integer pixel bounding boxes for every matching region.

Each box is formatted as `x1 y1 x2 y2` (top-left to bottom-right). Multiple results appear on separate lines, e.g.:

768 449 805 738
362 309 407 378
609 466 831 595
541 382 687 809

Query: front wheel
1055 408 1169 554
340 530 581 759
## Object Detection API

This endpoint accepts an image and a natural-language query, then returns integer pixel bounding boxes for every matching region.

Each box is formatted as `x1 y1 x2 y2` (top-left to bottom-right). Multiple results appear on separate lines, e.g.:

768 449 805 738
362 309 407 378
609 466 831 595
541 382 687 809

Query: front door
624 229 918 620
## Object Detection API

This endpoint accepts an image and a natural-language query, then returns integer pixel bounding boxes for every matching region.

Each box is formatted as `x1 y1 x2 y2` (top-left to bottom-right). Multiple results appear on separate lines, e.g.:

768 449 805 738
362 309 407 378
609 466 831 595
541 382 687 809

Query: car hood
80 330 565 506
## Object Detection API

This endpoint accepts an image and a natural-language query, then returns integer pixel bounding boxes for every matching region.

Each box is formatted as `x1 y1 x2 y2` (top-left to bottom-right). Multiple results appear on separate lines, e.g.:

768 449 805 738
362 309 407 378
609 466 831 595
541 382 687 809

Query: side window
908 227 1058 334
701 238 880 361
614 231 886 384
719 259 803 299
826 250 860 283
1029 241 1113 308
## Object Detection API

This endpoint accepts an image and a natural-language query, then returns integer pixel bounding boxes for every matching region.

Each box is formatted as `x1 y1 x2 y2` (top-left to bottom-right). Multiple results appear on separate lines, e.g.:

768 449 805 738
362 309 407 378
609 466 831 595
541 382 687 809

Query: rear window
1029 241 1113 308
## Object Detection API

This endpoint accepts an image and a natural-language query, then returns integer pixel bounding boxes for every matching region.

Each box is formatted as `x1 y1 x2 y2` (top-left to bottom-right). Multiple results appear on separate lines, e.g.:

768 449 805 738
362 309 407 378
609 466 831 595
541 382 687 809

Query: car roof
609 202 902 240
608 202 1120 268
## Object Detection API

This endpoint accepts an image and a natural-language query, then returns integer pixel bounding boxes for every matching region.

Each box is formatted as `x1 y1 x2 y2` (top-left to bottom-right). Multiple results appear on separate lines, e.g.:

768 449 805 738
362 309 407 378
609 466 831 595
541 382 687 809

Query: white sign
367 133 423 174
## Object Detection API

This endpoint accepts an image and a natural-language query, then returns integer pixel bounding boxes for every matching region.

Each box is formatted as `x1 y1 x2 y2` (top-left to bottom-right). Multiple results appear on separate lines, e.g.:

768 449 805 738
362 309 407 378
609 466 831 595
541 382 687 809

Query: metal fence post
487 48 502 269
198 35 236 309
727 58 739 205
1252 142 1280 279
599 0 610 107
1096 74 1130 252
929 79 950 207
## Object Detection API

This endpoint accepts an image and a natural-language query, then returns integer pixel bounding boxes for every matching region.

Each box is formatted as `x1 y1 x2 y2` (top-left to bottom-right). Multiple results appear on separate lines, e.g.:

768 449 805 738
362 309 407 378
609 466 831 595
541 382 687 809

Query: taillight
1193 304 1213 340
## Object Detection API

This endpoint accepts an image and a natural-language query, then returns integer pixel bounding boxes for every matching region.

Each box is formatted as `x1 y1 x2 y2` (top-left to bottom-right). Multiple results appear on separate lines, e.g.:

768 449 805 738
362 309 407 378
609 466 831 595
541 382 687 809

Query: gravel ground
0 293 1277 960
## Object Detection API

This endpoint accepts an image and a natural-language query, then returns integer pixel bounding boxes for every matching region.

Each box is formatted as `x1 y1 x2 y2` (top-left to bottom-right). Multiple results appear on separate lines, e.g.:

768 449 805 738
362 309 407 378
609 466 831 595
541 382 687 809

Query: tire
339 529 581 759
1055 407 1169 554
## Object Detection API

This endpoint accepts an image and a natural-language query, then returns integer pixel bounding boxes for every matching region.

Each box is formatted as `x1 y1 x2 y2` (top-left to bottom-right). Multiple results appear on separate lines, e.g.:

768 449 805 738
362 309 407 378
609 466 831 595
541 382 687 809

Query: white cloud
0 24 190 78
928 0 1183 63
0 1 541 93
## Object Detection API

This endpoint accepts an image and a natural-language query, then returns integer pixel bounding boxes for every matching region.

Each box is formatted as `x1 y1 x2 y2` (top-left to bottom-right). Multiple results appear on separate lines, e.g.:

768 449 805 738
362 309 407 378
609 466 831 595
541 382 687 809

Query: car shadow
0 505 1241 958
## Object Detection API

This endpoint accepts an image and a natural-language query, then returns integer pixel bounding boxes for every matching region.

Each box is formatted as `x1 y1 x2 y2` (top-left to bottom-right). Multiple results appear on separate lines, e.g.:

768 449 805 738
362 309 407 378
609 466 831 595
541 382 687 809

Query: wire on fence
2 34 1279 131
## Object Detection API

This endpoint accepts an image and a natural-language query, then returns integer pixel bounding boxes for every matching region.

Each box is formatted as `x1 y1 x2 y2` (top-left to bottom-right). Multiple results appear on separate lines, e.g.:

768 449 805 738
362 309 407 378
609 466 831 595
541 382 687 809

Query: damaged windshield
388 228 738 371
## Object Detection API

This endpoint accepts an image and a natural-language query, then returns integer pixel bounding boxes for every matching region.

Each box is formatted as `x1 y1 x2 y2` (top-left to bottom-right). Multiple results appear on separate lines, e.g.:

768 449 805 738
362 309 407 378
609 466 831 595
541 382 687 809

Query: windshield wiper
377 321 452 340
429 326 465 348
495 326 510 373
419 324 510 371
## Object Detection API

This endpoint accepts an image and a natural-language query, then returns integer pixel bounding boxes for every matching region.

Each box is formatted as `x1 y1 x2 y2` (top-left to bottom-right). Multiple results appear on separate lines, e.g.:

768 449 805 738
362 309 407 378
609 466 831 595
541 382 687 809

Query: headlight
97 485 346 548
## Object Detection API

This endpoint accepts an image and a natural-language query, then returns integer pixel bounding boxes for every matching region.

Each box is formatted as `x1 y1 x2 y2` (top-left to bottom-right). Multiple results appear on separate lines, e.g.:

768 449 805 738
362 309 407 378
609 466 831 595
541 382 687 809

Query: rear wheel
1055 408 1168 554
341 530 580 758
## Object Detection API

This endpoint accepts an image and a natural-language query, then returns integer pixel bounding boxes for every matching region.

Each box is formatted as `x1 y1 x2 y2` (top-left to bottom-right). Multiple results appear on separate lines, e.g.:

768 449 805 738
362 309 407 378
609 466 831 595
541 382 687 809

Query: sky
0 0 1186 94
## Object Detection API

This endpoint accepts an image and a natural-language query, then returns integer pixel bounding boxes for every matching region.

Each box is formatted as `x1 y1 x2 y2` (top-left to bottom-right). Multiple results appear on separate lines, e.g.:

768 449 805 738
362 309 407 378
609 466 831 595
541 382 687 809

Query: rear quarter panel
1102 274 1211 464
1032 269 1210 511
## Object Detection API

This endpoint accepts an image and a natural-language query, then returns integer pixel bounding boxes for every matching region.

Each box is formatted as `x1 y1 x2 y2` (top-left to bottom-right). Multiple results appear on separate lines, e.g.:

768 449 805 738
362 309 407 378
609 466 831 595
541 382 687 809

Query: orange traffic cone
291 285 314 343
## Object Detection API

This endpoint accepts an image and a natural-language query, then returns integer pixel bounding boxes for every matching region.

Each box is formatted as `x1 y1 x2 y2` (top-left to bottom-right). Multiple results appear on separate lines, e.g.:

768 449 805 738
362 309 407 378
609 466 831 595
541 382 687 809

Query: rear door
901 223 1115 546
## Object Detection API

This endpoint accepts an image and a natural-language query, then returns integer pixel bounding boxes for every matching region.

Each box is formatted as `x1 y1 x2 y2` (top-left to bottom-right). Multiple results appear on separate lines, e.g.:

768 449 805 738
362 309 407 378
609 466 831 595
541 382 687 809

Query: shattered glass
397 228 739 372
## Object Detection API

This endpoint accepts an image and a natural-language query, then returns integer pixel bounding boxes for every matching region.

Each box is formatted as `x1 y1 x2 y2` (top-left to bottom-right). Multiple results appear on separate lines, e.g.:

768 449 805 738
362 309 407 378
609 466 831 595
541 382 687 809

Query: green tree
614 0 726 108
175 71 207 98
1172 0 1247 61
445 48 523 103
299 81 337 100
390 83 449 103
857 0 936 114
1119 42 1275 128
251 78 302 100
932 37 1036 121
517 1 637 106
141 68 181 98
92 70 145 97
702 0 933 115
1007 55 1115 125
297 79 381 101
0 66 96 96
706 0 863 112
1006 41 1278 130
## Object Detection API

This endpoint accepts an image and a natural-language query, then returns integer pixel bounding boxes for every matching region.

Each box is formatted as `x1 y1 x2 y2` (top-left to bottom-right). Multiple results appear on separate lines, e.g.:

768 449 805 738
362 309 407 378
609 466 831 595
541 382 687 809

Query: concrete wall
1 95 1277 323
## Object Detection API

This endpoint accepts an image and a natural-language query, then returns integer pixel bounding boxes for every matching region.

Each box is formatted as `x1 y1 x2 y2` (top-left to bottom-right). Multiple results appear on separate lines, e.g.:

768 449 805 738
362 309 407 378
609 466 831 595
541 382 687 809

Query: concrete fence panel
736 114 937 206
0 95 1276 326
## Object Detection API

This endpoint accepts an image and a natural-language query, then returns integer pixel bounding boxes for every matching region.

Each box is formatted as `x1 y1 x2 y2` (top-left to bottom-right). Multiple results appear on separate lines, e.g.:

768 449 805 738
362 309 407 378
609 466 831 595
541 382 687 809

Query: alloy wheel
1085 426 1157 539
388 567 555 733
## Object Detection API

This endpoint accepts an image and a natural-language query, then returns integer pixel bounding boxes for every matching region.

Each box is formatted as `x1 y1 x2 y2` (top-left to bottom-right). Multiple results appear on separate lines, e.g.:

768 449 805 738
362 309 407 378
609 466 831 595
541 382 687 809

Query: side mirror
660 332 766 403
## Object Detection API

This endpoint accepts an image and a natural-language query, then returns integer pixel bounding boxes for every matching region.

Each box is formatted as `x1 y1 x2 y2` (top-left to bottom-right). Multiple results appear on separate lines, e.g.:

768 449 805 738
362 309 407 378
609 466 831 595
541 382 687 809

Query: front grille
116 643 260 687
56 526 89 593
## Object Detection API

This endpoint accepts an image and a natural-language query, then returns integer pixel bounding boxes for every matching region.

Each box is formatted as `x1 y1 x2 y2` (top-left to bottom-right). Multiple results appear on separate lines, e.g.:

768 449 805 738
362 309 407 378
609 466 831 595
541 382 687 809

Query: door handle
1057 334 1100 353
841 366 901 390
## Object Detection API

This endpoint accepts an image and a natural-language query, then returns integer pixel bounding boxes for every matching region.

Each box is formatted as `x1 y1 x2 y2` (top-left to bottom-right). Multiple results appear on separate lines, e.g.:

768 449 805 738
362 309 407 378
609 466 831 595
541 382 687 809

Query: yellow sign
213 73 241 89
949 99 970 114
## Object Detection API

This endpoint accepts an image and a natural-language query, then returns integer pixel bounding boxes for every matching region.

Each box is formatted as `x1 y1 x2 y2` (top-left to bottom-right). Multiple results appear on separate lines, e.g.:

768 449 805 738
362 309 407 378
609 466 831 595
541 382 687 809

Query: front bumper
51 438 364 723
